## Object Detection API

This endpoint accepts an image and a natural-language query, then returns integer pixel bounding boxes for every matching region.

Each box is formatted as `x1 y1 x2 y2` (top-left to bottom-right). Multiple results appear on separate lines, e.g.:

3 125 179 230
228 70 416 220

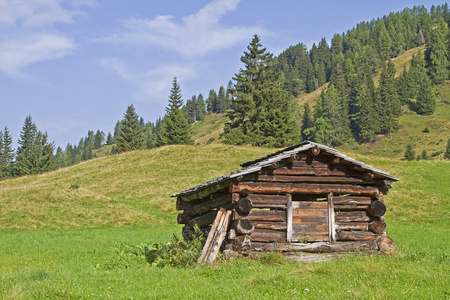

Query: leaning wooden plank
251 240 378 253
232 182 379 197
205 210 232 264
328 192 336 243
197 209 225 264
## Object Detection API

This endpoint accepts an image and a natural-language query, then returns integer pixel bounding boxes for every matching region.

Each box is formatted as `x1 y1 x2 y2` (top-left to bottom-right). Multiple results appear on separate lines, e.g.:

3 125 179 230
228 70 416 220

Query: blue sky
0 0 443 148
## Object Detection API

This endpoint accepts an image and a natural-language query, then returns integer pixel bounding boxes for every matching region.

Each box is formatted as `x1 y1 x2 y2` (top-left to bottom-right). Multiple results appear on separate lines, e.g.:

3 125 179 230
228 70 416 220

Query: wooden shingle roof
172 141 399 199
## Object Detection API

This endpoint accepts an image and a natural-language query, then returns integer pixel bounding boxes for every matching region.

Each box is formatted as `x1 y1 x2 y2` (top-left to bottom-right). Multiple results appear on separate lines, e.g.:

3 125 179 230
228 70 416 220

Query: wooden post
328 192 336 243
286 194 292 243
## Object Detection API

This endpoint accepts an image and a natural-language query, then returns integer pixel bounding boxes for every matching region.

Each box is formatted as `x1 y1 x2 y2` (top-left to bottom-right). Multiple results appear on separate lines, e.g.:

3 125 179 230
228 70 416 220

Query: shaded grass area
190 113 228 145
0 224 448 299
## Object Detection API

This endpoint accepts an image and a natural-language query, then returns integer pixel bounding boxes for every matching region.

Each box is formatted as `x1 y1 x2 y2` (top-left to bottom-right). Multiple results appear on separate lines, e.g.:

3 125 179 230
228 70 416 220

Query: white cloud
0 32 76 79
100 57 199 102
99 0 263 57
0 0 93 79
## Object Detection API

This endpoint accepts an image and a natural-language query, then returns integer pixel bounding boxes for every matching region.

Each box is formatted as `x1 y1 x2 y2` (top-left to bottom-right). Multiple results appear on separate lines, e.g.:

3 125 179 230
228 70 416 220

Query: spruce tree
116 104 144 153
404 144 416 161
425 16 449 85
157 77 193 146
217 86 227 113
416 79 436 115
93 130 105 149
0 126 14 178
378 60 401 134
301 103 313 141
195 94 206 121
106 132 113 145
15 115 37 176
223 35 298 147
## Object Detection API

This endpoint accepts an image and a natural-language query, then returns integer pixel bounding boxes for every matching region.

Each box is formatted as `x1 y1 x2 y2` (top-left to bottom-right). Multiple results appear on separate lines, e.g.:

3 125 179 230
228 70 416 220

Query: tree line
2 4 450 179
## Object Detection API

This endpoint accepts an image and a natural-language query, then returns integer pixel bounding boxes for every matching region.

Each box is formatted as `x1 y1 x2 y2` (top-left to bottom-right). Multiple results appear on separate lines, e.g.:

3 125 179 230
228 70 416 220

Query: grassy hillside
0 145 448 298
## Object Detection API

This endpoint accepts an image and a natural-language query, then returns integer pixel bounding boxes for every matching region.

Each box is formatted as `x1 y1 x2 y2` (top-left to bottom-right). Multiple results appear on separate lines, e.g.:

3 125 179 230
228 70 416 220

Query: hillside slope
0 144 448 231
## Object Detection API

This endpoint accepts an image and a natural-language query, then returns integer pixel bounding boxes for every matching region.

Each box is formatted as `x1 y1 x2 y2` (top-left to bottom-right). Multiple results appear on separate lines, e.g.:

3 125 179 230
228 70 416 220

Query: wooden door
287 193 335 243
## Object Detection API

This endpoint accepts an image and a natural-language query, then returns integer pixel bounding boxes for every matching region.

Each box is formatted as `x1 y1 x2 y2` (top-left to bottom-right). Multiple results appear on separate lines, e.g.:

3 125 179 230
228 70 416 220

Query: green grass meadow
1 144 449 299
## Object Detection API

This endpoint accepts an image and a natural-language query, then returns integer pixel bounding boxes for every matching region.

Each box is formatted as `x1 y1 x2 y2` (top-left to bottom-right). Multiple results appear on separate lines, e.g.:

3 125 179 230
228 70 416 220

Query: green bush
423 127 430 133
431 150 444 157
145 226 206 268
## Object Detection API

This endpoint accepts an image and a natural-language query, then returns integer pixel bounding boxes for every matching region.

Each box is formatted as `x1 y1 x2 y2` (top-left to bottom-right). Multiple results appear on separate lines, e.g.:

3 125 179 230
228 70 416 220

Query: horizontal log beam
186 210 218 228
333 196 372 205
291 233 329 242
247 194 287 205
232 182 379 197
337 230 379 241
183 194 232 218
252 203 286 210
246 210 286 222
257 175 369 184
335 211 371 222
250 229 286 243
333 204 369 211
253 221 287 231
292 224 329 234
335 222 369 231
251 240 378 253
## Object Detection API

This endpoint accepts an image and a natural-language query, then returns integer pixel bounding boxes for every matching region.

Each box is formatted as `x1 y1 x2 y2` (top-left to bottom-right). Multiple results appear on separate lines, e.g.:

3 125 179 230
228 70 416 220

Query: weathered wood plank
251 240 378 253
328 192 336 243
336 222 369 231
292 224 329 234
292 209 328 217
333 196 372 205
286 194 292 242
291 233 329 242
292 201 328 209
246 210 286 222
253 221 287 231
252 203 286 209
334 204 369 211
232 182 379 196
250 229 286 243
186 210 218 228
247 194 287 205
335 211 371 222
292 216 329 225
337 230 379 241
183 194 232 217
257 175 368 184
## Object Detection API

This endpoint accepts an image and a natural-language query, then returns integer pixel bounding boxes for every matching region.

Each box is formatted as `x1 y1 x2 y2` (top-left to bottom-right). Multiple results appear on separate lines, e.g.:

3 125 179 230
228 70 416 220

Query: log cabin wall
175 144 396 253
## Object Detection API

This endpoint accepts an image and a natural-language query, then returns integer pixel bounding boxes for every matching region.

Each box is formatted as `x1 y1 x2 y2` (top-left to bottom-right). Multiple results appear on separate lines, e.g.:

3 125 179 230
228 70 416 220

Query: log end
377 236 395 254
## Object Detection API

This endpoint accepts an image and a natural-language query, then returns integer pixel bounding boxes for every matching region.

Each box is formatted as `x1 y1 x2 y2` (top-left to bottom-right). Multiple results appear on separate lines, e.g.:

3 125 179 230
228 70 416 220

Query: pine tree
223 35 298 147
116 104 144 153
0 126 14 178
425 16 449 84
157 77 193 146
206 89 217 113
416 79 436 115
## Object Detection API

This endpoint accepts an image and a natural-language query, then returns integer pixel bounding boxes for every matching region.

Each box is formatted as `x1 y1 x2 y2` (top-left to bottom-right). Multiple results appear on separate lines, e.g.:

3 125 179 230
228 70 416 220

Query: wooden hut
173 141 399 262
